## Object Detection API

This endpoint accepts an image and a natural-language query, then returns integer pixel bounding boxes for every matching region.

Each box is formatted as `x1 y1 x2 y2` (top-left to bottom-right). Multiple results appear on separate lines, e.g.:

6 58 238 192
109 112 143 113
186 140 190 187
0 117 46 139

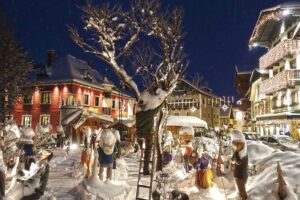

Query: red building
12 51 136 143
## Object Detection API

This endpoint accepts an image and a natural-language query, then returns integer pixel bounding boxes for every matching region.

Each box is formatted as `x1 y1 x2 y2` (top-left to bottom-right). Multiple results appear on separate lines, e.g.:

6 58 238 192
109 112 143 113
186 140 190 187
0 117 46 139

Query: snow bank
166 116 208 128
247 151 300 200
247 141 275 165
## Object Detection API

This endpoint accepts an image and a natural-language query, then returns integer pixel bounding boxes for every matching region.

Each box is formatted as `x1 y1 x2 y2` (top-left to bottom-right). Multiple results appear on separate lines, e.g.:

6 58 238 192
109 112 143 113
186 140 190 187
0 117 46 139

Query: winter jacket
23 144 35 156
98 145 118 165
136 105 162 135
232 151 248 179
198 157 209 170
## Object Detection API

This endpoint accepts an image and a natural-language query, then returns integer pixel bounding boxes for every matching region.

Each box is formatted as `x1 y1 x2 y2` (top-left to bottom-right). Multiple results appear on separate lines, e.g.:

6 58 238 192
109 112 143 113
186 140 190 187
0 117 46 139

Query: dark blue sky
1 0 287 97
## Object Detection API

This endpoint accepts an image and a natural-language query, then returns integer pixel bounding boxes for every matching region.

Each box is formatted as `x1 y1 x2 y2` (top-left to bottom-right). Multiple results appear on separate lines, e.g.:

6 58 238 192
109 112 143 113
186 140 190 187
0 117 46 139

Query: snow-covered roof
73 111 114 129
29 55 104 85
61 109 83 126
113 119 135 128
165 116 208 128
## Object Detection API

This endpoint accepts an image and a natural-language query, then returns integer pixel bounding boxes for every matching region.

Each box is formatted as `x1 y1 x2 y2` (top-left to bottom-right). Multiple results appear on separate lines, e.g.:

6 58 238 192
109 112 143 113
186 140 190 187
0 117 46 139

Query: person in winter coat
136 101 162 175
20 127 36 170
97 129 118 181
231 129 248 200
195 152 213 189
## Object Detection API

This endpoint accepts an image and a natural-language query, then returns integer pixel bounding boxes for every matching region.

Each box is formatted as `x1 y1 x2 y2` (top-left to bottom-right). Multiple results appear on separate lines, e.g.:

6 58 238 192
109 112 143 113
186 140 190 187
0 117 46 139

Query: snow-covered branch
70 0 188 100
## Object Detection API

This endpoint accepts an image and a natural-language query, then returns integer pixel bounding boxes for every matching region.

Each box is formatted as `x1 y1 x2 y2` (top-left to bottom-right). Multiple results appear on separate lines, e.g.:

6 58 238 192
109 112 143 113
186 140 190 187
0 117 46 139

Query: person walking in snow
231 129 248 200
97 128 118 181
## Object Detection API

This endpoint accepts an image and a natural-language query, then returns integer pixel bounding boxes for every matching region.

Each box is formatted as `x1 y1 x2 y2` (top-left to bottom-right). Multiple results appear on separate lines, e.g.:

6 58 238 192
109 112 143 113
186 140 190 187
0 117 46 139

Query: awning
73 111 114 129
113 119 135 128
165 115 208 129
61 109 83 126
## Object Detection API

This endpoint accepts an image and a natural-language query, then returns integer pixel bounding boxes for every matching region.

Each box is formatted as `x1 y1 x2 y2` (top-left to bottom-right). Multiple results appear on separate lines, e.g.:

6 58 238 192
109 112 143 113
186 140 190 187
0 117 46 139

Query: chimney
47 50 56 66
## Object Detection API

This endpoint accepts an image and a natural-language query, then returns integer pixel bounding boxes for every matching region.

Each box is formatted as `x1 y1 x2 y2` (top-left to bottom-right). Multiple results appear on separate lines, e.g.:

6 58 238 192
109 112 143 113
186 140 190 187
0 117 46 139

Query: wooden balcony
259 40 300 69
259 70 300 95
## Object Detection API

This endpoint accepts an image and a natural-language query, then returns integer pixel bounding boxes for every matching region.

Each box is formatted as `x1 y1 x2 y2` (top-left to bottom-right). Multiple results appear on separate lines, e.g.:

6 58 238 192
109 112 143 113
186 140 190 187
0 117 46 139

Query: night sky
1 0 287 98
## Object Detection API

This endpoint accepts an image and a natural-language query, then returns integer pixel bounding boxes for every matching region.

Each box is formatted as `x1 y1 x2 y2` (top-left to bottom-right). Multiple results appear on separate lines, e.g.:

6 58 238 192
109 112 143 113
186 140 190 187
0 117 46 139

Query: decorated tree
0 13 33 122
70 0 187 171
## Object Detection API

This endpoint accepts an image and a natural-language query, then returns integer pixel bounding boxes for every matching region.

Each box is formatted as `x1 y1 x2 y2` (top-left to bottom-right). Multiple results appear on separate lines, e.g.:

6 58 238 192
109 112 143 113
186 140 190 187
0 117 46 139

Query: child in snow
231 129 248 200
97 128 118 181
195 152 213 189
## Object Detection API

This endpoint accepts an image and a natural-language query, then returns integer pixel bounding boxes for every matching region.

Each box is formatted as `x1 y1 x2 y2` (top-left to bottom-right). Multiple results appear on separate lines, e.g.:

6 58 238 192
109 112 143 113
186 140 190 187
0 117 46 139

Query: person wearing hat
231 129 248 200
195 152 213 189
20 127 37 170
97 128 118 181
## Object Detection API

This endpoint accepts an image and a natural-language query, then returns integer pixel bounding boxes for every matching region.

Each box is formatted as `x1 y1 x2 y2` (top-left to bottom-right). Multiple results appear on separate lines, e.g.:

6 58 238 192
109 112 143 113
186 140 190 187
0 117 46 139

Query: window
103 107 111 115
103 92 111 98
94 96 100 107
112 99 116 109
174 112 179 116
40 115 50 126
22 115 32 127
66 94 75 106
23 95 32 104
41 92 51 104
84 94 90 105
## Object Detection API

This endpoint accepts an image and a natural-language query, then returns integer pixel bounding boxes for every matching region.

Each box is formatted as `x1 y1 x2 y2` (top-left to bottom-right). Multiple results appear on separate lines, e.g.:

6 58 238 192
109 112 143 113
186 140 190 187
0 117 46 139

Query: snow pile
166 115 208 128
247 141 275 165
247 151 300 200
137 89 167 112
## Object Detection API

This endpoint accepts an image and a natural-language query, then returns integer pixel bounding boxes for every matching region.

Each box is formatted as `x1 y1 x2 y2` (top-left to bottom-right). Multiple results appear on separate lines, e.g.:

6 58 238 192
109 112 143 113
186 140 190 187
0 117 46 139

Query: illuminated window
23 95 32 104
94 96 100 107
41 92 51 104
103 107 111 115
22 115 32 127
66 94 74 106
84 94 90 105
40 115 50 126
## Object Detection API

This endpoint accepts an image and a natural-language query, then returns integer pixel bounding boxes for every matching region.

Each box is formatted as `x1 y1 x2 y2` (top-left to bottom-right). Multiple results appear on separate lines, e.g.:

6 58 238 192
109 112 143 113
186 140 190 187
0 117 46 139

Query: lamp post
119 81 125 139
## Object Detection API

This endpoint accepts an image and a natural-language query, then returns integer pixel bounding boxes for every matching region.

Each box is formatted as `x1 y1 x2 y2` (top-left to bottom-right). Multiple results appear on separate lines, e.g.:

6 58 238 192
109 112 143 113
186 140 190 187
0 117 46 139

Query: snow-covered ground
27 140 300 200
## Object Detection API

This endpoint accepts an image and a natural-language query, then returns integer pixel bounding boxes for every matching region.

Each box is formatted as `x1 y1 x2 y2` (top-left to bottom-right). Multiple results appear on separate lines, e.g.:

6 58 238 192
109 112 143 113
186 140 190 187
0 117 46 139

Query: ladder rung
140 159 153 163
138 184 151 189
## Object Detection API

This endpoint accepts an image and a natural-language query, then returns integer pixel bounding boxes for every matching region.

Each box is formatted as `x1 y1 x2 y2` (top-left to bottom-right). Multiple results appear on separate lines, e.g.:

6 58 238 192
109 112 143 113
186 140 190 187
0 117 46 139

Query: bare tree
69 0 187 99
191 72 208 89
70 0 188 172
0 13 33 122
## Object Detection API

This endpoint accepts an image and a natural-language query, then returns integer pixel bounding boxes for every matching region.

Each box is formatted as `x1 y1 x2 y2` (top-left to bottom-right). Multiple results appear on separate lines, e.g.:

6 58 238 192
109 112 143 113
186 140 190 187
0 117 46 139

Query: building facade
248 4 300 140
12 51 135 142
167 79 221 130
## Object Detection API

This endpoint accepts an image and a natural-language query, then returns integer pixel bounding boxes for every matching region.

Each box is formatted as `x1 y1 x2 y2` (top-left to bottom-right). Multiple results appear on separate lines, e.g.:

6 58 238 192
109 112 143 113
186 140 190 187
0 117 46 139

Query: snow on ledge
166 116 208 128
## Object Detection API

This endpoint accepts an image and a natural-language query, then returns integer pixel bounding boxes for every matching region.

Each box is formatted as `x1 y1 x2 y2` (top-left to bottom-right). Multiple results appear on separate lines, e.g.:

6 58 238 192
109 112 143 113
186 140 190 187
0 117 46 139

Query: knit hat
179 126 194 136
99 129 116 155
20 127 35 144
231 129 245 143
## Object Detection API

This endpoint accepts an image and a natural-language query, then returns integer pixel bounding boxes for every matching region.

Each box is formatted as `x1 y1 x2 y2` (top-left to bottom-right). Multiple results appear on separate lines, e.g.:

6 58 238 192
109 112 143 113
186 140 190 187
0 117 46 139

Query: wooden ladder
135 133 157 200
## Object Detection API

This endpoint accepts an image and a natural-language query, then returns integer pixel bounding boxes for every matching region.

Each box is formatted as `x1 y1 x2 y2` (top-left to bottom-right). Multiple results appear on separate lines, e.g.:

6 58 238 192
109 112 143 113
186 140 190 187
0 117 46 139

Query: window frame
40 114 51 126
41 91 51 104
23 95 33 105
94 96 100 107
84 93 90 106
22 115 32 127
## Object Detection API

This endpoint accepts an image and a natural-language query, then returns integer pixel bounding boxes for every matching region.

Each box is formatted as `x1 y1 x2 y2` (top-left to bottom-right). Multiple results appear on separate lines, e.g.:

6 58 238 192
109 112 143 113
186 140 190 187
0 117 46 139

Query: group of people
0 121 54 199
160 128 249 200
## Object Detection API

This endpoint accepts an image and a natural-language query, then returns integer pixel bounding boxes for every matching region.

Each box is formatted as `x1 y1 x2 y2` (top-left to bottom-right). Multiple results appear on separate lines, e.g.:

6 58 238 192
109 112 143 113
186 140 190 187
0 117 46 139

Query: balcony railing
259 40 300 69
61 100 82 108
259 70 300 95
